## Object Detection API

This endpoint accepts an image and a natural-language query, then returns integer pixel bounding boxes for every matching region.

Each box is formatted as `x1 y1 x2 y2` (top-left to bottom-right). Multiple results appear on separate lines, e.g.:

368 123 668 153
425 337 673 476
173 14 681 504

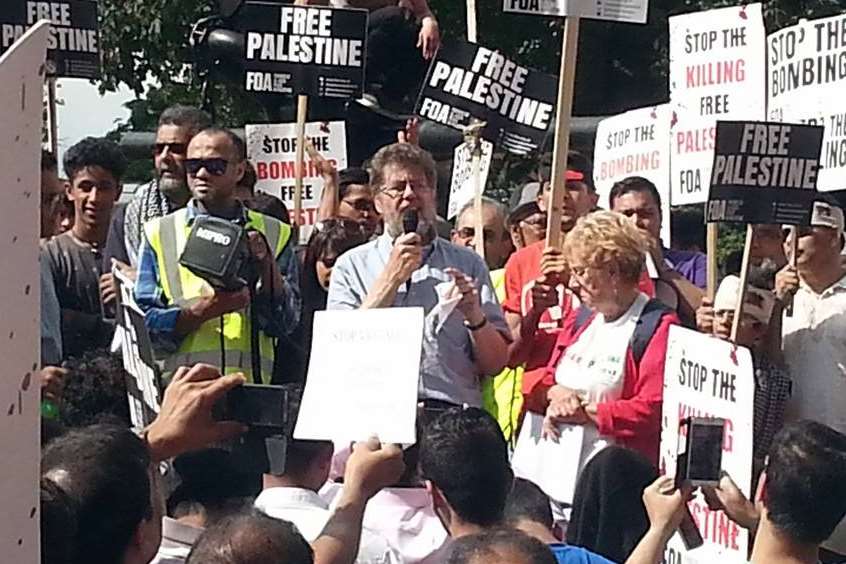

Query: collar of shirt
255 486 329 511
159 516 203 550
186 199 250 226
799 272 846 299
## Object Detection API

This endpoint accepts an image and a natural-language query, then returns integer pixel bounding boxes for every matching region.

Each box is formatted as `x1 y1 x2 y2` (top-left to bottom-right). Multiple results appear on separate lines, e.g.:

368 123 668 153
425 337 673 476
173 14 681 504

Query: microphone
401 209 419 296
402 209 419 235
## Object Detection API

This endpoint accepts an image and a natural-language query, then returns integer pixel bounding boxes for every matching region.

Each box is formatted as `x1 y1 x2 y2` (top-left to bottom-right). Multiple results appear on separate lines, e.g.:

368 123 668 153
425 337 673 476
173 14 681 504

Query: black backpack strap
630 299 673 364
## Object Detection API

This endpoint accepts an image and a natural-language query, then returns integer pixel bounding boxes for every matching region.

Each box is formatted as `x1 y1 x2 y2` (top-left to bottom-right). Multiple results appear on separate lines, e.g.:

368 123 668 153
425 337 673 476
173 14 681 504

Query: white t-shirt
553 292 649 463
255 487 403 564
781 273 846 554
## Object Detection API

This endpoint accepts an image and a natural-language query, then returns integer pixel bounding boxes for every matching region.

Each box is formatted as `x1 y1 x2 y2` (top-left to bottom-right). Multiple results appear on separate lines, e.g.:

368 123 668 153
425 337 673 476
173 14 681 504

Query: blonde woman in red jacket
513 211 678 506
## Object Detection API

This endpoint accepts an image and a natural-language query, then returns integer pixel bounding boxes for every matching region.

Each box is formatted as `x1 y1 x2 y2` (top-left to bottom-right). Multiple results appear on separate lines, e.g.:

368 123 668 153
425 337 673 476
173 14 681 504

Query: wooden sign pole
784 226 798 317
46 77 58 155
466 0 478 43
294 94 308 234
545 16 580 249
730 224 754 343
468 127 485 263
706 222 719 301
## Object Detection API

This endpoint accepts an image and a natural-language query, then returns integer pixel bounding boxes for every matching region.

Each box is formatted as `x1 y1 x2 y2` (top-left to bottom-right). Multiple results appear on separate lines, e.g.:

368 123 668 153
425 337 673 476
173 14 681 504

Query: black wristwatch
464 316 488 331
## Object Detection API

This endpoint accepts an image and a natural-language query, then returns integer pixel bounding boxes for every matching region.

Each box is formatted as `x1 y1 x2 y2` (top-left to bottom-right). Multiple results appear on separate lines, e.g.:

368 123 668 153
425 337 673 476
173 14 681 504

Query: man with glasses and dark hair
327 142 509 409
135 127 301 383
105 105 212 270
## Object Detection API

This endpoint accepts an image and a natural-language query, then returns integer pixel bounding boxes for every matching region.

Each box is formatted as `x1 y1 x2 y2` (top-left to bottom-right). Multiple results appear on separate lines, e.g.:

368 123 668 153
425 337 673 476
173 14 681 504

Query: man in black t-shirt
41 138 127 359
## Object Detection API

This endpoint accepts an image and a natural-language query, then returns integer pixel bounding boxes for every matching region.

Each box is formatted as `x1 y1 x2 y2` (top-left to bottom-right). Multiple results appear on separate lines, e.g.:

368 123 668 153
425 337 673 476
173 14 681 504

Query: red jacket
541 307 679 464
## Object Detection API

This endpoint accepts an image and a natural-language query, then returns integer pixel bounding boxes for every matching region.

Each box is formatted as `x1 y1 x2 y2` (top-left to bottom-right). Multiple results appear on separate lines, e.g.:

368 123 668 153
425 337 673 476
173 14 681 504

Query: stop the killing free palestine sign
669 4 766 206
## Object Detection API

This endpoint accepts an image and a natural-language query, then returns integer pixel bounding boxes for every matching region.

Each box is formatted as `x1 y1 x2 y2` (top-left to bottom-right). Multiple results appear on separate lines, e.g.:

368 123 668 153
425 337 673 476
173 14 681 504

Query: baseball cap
508 182 542 225
714 275 775 324
810 200 845 233
536 151 595 192
338 167 370 188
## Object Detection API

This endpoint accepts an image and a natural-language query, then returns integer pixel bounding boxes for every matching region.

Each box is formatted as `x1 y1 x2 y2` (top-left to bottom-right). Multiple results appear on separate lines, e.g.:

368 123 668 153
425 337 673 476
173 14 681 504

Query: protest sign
706 121 823 225
294 308 424 445
660 326 754 564
0 1 99 79
113 268 160 430
0 20 48 561
669 4 766 206
593 104 672 243
448 138 493 219
246 120 348 230
416 39 557 155
768 13 846 192
502 0 648 23
237 3 367 99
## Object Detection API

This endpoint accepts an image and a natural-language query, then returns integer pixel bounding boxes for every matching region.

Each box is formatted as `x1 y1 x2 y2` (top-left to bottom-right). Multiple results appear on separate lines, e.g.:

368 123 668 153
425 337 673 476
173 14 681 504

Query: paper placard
447 139 494 219
0 20 49 562
237 3 368 99
0 0 100 79
294 308 424 445
502 0 648 24
669 4 766 205
593 104 671 243
767 13 846 192
659 326 754 564
246 120 348 231
416 40 557 155
113 268 161 430
706 121 823 225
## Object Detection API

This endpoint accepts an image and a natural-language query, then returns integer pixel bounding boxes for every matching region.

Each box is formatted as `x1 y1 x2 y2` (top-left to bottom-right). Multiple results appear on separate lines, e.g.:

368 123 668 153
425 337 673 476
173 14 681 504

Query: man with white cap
774 197 846 562
709 274 790 473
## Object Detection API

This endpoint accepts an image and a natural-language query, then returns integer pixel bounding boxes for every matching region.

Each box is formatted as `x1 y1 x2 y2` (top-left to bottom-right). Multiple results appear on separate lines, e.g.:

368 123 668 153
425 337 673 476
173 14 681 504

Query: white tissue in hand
433 281 462 332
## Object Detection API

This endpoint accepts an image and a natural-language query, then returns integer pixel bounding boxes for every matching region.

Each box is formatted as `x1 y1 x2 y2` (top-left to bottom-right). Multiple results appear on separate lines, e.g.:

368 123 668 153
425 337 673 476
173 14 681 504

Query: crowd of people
34 95 846 564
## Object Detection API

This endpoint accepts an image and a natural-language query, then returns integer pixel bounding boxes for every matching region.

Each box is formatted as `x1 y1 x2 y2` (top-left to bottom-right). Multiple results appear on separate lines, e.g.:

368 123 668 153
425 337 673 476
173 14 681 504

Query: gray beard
158 175 189 203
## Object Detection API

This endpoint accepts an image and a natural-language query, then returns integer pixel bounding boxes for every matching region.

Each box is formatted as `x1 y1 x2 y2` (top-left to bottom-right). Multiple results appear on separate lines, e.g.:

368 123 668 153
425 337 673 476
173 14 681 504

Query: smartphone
225 384 289 428
677 417 725 488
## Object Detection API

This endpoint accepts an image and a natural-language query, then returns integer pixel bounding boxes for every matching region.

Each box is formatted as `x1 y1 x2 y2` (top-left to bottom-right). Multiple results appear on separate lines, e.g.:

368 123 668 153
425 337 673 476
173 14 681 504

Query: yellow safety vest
144 207 290 384
482 268 524 445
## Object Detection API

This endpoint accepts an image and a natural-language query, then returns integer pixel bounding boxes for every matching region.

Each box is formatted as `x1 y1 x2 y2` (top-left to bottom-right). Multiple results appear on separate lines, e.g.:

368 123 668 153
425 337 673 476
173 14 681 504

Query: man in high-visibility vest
135 127 301 383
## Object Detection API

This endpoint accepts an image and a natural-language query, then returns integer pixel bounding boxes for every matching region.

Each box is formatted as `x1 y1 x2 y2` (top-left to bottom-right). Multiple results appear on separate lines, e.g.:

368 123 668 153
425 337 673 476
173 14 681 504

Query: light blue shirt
327 232 508 407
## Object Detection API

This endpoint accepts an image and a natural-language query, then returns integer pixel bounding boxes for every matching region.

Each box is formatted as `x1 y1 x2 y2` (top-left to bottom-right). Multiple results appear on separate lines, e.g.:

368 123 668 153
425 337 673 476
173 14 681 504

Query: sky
54 77 134 165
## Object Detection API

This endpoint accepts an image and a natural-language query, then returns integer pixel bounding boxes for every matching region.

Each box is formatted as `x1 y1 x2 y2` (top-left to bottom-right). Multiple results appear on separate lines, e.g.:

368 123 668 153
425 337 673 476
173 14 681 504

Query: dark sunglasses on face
783 226 813 239
342 198 375 212
457 227 495 242
184 158 229 176
153 142 188 156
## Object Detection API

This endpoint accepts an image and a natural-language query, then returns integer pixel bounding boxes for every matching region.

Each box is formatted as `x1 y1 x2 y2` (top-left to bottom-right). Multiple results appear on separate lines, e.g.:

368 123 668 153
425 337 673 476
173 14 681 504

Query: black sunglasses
184 158 229 176
153 142 187 156
341 198 375 212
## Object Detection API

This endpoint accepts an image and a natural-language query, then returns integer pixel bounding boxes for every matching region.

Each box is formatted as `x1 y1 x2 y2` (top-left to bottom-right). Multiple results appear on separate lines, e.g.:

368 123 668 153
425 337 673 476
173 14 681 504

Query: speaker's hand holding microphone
387 209 424 288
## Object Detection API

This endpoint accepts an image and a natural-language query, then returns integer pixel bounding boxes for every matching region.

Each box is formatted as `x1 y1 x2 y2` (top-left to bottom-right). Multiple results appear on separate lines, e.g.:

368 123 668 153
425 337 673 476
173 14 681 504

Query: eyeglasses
153 142 187 156
341 198 375 212
184 158 229 177
520 213 547 228
456 226 495 242
782 226 813 239
377 180 433 200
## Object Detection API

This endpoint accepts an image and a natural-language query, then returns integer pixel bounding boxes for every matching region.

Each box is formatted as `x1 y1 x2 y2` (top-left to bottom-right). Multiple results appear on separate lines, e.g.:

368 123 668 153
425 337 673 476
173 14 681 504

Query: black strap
571 299 671 365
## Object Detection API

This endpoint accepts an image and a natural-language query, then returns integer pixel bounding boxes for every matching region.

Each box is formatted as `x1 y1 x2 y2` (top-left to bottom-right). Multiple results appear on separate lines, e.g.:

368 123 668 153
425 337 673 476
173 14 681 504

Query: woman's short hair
565 210 647 284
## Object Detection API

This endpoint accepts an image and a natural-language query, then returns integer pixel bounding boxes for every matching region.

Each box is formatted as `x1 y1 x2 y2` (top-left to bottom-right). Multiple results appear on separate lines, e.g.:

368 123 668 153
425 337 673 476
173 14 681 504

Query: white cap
810 200 845 233
714 275 775 324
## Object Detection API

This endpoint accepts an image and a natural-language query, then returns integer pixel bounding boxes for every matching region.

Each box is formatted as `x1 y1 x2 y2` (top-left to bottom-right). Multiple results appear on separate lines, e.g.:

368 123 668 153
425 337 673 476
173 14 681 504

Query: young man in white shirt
255 437 402 563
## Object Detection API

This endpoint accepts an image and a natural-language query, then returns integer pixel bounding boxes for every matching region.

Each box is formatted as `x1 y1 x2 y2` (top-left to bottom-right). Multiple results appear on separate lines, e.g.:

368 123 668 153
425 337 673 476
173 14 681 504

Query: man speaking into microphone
328 143 510 409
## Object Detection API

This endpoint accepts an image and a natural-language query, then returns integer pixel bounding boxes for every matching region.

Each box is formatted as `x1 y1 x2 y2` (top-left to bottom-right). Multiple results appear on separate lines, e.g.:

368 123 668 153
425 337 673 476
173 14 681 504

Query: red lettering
689 498 742 550
684 59 747 88
674 128 716 155
256 162 269 180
